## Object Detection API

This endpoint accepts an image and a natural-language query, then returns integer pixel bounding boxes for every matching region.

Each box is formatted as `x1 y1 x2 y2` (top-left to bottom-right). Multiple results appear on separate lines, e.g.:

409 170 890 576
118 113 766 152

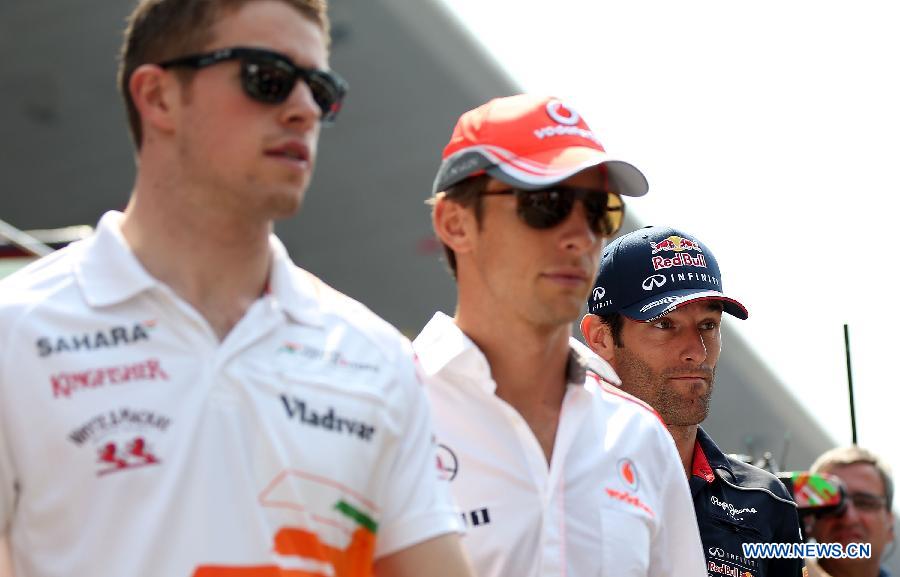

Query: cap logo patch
640 296 679 313
445 155 481 181
642 274 666 291
592 286 606 301
651 252 707 271
649 235 703 254
533 100 603 146
545 100 581 126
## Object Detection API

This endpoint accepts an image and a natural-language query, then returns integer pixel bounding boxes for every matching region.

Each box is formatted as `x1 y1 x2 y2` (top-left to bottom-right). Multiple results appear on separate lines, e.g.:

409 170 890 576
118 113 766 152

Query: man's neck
121 185 273 341
667 424 700 478
454 307 573 464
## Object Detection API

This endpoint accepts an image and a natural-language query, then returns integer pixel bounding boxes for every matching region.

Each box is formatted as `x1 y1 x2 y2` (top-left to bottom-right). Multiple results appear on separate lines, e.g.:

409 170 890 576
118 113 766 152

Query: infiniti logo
642 274 666 290
708 547 725 558
592 286 606 301
546 100 580 126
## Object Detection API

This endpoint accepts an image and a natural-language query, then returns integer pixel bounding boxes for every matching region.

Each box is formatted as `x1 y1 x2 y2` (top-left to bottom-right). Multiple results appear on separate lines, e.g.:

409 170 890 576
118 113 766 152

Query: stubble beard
612 346 716 426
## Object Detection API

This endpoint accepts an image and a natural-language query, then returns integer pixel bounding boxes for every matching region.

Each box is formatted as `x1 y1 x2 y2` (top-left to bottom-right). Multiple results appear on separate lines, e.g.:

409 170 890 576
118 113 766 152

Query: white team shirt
0 212 460 577
414 312 707 577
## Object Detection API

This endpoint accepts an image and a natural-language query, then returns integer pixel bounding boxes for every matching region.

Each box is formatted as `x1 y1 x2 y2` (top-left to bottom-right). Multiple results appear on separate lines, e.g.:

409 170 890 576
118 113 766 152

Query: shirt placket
498 383 592 577
152 285 284 401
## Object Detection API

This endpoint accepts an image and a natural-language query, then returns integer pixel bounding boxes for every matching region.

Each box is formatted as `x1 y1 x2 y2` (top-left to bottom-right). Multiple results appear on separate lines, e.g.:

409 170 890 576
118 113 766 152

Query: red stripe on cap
494 149 600 180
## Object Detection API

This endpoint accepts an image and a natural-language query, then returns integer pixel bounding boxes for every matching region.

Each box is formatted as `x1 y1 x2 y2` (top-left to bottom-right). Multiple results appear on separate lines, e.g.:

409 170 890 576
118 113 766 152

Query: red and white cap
432 94 649 196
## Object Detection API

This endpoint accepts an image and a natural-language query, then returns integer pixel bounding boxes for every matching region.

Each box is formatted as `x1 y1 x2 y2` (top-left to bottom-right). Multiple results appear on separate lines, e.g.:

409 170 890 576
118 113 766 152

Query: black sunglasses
159 47 348 124
481 186 624 236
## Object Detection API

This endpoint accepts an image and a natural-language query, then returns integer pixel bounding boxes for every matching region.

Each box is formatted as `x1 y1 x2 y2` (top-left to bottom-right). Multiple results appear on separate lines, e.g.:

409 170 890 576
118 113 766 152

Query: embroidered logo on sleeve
436 444 459 481
604 457 655 517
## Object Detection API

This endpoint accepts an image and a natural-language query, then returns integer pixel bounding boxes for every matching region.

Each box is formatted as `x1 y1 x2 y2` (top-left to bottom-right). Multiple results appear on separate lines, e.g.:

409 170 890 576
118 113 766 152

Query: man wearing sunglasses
414 94 707 576
581 226 804 577
0 1 473 576
806 446 895 577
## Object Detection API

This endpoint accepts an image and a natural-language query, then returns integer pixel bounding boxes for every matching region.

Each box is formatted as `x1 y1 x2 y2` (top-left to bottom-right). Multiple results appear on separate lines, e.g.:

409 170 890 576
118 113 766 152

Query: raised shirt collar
414 312 495 392
75 211 159 308
692 427 734 483
75 211 322 326
414 312 617 394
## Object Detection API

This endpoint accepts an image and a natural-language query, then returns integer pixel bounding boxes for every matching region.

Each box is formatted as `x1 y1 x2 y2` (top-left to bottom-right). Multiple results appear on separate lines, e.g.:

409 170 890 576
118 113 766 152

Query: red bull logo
652 253 707 271
649 235 703 254
707 561 742 576
706 561 750 577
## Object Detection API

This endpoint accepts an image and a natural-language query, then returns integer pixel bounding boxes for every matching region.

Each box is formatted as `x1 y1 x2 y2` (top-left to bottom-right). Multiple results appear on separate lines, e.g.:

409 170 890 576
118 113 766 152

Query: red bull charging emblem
649 235 703 254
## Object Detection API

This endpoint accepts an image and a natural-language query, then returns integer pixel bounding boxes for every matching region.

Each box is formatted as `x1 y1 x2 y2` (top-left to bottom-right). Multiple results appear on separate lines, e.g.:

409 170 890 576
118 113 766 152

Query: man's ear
130 63 179 139
580 314 616 363
432 197 477 257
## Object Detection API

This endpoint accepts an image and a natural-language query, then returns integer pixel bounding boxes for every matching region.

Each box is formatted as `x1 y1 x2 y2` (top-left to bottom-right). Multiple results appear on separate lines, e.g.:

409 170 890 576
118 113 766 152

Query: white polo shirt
0 212 460 577
414 312 707 577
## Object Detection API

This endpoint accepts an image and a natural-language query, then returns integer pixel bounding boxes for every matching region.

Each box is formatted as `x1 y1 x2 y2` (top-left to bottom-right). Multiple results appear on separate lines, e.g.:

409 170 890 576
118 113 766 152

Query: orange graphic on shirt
193 525 375 577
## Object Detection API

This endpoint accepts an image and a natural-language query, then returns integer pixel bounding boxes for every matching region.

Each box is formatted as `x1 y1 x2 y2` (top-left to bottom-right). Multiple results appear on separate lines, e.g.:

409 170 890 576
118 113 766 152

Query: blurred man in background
806 446 895 577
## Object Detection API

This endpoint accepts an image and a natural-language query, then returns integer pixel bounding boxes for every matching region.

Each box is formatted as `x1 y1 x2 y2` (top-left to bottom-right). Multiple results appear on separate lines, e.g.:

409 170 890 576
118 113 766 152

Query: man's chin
267 190 306 220
662 407 709 427
530 300 585 328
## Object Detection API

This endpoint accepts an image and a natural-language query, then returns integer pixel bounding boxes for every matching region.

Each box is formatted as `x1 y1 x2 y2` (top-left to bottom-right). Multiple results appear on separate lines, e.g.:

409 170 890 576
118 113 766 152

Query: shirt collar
568 337 621 385
691 438 716 483
263 236 330 327
565 344 588 385
413 312 496 392
414 312 602 394
75 211 159 307
692 426 733 483
75 211 320 325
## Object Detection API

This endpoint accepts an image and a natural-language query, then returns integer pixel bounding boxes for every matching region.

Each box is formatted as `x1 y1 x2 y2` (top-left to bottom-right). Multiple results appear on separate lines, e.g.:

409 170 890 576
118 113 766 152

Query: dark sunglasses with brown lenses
481 186 625 236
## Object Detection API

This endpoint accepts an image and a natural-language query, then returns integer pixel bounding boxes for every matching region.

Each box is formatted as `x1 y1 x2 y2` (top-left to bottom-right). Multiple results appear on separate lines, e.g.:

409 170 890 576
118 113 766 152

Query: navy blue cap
587 226 748 321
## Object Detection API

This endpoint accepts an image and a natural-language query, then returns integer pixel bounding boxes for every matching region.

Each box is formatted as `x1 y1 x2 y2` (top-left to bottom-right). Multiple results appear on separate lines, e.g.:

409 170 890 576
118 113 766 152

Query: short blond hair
811 445 893 510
